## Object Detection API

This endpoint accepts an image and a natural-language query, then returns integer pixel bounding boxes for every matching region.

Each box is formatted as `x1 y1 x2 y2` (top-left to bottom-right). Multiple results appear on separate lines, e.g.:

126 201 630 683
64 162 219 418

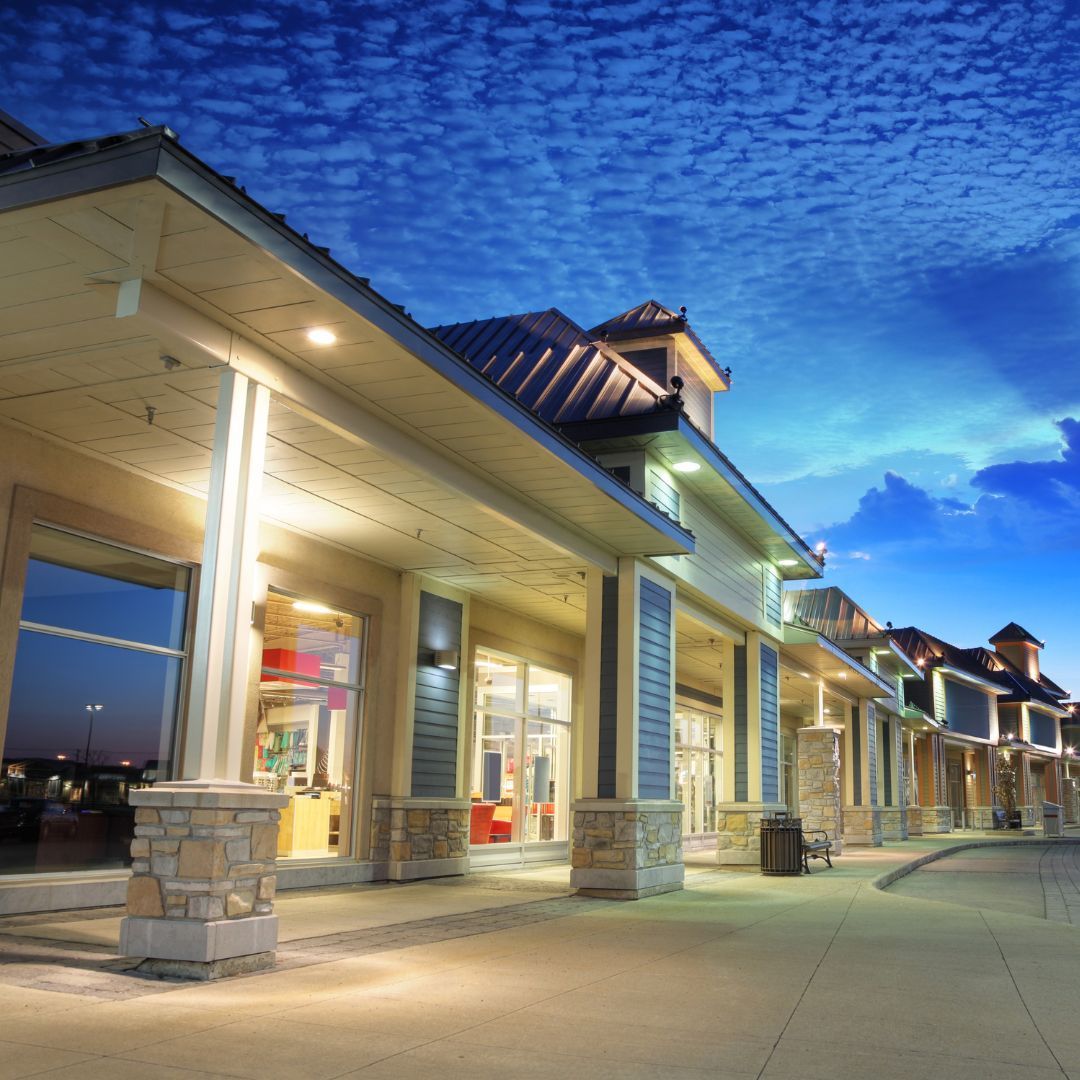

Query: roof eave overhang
782 624 896 698
840 636 923 680
559 411 821 577
0 132 695 560
936 664 1010 696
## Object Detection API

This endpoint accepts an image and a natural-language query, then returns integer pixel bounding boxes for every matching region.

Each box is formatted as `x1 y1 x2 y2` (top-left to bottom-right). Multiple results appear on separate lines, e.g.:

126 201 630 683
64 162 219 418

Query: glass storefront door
470 650 571 864
675 705 722 844
254 589 365 861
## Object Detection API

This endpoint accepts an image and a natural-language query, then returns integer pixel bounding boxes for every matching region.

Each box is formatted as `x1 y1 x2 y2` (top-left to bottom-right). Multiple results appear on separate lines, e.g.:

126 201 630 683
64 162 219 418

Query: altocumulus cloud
822 418 1080 558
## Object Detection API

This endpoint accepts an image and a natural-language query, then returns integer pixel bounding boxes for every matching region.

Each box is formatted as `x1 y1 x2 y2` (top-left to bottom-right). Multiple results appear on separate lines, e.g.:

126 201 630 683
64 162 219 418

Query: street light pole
83 703 103 769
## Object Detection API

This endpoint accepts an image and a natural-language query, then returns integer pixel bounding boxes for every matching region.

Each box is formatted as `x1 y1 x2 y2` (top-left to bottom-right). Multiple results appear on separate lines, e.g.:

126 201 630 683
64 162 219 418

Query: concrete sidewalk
0 837 1077 1079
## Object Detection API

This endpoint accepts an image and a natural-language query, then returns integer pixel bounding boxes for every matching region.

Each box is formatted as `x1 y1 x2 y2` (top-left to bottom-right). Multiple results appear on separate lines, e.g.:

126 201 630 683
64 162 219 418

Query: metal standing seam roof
429 308 663 425
890 627 1066 710
431 309 822 567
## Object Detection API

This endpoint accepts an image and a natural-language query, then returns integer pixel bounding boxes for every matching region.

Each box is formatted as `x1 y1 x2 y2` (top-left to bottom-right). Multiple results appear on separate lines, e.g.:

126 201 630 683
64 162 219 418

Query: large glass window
470 651 571 847
254 589 365 860
2 525 190 875
675 705 722 836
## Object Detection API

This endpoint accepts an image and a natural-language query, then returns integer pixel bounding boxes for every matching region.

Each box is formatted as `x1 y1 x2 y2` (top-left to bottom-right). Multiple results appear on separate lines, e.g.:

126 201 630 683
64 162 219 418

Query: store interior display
253 590 363 861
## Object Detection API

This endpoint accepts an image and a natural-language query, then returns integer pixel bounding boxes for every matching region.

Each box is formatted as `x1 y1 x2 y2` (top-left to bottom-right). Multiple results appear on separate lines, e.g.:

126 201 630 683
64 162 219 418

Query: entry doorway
469 650 572 869
946 760 965 829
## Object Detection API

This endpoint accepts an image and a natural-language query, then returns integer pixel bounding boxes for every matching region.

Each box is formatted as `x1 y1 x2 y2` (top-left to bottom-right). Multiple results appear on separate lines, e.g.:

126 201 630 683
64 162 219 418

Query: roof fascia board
782 624 895 698
0 138 162 213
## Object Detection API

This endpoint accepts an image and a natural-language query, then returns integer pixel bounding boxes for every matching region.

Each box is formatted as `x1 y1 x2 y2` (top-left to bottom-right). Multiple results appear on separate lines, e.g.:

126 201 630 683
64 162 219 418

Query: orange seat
469 803 496 845
489 818 512 841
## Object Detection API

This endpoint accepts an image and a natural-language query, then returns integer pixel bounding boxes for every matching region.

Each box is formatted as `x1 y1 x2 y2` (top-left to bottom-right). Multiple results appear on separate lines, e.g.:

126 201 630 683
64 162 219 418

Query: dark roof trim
0 127 695 557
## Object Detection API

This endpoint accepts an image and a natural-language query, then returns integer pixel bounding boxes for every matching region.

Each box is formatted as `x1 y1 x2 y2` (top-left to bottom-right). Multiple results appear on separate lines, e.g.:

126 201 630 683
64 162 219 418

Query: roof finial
679 305 688 322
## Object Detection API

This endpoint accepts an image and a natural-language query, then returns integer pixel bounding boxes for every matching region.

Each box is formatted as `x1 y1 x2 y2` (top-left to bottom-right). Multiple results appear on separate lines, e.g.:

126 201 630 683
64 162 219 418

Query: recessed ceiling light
778 558 798 567
672 461 700 473
307 328 336 346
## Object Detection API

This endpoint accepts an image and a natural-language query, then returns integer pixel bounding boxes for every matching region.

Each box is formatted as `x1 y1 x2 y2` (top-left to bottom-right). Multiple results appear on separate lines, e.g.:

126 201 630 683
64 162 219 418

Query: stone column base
842 805 883 846
118 779 287 980
879 806 908 841
906 805 923 835
797 725 843 854
370 797 469 881
918 805 953 833
715 802 790 864
571 800 683 899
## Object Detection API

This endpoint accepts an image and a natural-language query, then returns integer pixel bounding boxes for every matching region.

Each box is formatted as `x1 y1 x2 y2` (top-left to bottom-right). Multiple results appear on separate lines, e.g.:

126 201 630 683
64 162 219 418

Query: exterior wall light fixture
434 650 459 670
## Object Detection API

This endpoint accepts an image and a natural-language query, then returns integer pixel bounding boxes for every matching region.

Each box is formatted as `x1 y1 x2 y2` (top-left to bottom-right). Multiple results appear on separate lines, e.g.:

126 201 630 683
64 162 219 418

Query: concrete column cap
130 779 288 809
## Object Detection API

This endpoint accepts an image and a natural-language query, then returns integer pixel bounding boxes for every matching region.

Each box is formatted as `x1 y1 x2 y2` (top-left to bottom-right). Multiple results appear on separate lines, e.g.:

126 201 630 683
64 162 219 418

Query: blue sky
4 0 1079 689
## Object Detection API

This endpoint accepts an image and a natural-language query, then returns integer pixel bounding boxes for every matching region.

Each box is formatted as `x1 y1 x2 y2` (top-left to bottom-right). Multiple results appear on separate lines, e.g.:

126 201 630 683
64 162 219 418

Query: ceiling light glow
672 461 701 473
307 328 337 345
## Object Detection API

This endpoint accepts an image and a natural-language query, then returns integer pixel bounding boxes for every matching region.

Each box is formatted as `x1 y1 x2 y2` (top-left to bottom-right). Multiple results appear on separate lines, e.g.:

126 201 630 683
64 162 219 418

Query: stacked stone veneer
119 781 288 979
842 805 883 846
879 807 908 841
571 800 683 899
797 726 843 854
715 804 788 864
370 798 469 881
918 805 953 833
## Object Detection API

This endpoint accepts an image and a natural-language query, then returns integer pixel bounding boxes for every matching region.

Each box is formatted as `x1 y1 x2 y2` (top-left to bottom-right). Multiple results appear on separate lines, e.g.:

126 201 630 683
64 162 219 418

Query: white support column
182 368 269 782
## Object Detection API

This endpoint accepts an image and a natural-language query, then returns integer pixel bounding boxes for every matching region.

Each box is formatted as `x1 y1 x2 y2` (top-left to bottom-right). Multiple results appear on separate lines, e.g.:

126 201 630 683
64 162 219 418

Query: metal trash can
1044 802 1063 837
760 812 802 875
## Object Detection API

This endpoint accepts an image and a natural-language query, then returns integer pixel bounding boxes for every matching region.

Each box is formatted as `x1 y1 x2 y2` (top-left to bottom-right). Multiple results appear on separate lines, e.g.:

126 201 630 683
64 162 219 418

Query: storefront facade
0 125 824 916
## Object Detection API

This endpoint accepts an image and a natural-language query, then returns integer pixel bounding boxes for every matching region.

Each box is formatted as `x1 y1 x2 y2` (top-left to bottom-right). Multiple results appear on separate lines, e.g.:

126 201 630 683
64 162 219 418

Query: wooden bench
801 829 834 874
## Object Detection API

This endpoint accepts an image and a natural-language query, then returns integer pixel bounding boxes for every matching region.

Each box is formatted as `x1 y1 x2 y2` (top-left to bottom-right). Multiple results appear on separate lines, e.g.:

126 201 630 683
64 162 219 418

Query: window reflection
1 526 189 875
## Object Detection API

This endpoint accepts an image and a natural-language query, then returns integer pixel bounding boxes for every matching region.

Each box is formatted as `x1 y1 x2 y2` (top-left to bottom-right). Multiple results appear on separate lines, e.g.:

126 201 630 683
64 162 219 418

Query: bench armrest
803 830 831 843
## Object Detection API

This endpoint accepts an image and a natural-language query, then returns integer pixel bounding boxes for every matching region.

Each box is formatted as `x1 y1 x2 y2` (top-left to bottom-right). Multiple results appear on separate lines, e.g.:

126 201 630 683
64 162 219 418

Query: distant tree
994 753 1018 826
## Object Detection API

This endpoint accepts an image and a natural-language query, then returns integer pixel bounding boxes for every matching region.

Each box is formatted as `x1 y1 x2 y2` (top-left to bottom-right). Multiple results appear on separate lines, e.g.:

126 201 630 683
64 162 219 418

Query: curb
871 837 1080 892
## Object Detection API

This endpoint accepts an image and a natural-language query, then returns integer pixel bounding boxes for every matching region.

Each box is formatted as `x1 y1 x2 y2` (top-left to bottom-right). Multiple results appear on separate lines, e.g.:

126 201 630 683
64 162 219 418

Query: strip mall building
0 116 1073 929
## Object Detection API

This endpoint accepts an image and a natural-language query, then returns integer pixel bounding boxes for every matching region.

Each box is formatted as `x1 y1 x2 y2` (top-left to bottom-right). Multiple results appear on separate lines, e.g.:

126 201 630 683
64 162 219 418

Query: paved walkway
0 838 1079 1078
887 843 1080 925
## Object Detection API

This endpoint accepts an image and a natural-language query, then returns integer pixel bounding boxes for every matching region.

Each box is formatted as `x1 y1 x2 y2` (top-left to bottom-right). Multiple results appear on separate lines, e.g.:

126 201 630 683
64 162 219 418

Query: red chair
489 818 512 842
469 803 496 845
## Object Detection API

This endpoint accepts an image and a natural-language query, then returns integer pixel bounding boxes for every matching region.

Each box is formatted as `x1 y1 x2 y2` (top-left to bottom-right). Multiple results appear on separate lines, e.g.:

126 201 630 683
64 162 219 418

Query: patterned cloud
3 0 1079 677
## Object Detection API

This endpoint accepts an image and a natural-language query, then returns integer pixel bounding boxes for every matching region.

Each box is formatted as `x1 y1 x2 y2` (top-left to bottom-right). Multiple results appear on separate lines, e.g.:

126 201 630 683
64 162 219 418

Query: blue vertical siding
733 645 748 801
1029 710 1057 748
637 578 672 799
760 643 779 802
850 704 861 804
866 703 877 805
597 575 620 798
882 716 892 804
943 680 991 739
411 592 463 798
